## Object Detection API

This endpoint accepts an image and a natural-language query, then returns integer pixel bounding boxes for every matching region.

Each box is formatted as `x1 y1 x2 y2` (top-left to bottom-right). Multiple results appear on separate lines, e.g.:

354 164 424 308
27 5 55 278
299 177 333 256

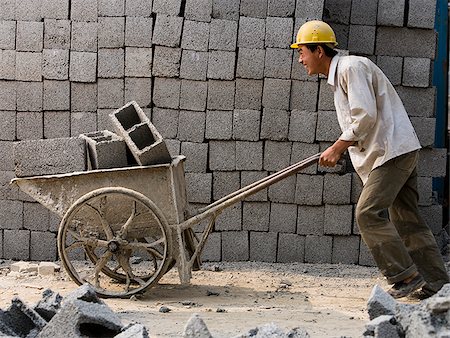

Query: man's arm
319 139 355 167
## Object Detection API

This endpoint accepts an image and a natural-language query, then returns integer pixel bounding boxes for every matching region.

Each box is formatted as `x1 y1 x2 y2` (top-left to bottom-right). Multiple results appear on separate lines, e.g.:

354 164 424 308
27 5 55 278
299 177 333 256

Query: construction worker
291 20 449 298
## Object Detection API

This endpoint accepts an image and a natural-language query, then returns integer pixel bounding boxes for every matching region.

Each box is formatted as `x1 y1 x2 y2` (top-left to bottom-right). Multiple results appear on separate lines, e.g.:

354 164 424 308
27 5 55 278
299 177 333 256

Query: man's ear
317 45 325 58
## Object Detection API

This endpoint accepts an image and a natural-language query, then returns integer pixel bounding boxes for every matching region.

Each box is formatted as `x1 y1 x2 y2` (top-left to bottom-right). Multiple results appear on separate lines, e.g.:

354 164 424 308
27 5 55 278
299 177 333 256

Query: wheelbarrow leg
176 226 191 285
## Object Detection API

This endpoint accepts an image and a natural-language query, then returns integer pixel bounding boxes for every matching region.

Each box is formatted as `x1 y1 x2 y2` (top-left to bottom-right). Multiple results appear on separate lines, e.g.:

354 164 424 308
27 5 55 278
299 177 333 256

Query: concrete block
34 289 62 321
417 148 447 177
269 203 297 233
260 109 290 141
10 261 38 273
265 17 293 49
16 112 43 140
212 0 239 20
125 0 152 16
125 77 152 107
69 51 97 82
153 46 181 78
240 0 267 18
377 0 404 27
267 0 294 16
98 48 124 78
152 14 183 47
15 52 42 82
42 49 69 80
70 0 98 21
376 56 402 86
277 233 305 263
30 231 57 261
304 235 332 263
70 22 97 52
268 175 296 203
419 205 443 235
241 171 268 202
185 0 212 22
351 0 377 25
4 230 29 260
124 47 152 77
179 50 207 80
209 19 237 51
178 110 205 142
110 101 171 165
316 110 341 142
408 0 436 29
153 77 181 109
44 19 71 49
0 49 15 80
0 111 15 141
348 25 375 55
290 142 319 174
0 21 15 49
263 141 291 171
42 0 70 19
205 110 233 140
376 27 436 59
264 48 292 79
98 0 124 16
71 111 96 136
71 83 97 112
0 81 16 110
297 205 324 235
396 86 435 117
0 200 23 229
215 202 242 231
207 50 235 80
98 17 125 48
332 235 360 264
152 108 179 138
43 80 70 110
288 110 317 143
24 202 49 232
80 130 128 169
402 57 431 88
152 0 181 15
16 21 43 52
367 285 397 320
238 17 266 49
222 231 249 261
181 20 209 51
236 48 265 79
37 262 60 276
213 171 240 200
359 238 376 266
0 170 18 200
290 80 319 111
323 173 351 204
2 297 47 337
243 202 270 231
14 137 86 177
417 176 433 206
207 80 235 111
295 174 323 205
0 141 14 171
250 231 277 262
209 140 235 171
236 141 263 171
351 172 363 204
200 232 221 262
233 109 261 141
410 117 435 148
44 111 70 139
125 16 152 47
16 81 43 112
185 172 212 203
180 80 208 111
16 0 42 20
324 204 353 235
262 78 291 110
164 138 180 156
181 142 208 173
323 0 351 24
318 79 335 110
0 0 15 20
235 79 263 110
294 0 323 18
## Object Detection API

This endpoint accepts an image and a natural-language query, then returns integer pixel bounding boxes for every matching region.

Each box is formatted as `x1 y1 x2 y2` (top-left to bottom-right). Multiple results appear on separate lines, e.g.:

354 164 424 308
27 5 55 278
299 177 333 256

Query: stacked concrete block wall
0 0 445 266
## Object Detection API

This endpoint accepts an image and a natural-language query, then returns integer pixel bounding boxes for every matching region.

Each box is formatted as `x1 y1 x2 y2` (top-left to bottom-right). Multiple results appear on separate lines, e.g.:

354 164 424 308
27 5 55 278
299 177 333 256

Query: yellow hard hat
290 20 338 49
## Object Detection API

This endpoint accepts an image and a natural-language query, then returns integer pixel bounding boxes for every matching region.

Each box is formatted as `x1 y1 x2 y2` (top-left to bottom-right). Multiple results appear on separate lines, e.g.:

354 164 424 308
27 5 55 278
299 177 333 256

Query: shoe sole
388 278 427 299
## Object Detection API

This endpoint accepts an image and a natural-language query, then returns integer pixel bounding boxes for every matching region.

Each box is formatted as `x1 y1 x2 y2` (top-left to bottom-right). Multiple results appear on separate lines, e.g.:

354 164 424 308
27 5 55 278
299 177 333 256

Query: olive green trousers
356 150 449 293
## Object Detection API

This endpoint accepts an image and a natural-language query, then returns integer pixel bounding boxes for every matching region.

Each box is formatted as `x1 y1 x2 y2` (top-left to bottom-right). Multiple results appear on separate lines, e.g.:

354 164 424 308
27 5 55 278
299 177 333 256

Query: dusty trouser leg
356 152 420 284
389 167 449 293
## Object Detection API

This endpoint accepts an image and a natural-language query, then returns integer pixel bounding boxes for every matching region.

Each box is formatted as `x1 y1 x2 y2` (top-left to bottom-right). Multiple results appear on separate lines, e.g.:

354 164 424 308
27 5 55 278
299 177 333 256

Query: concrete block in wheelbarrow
80 130 128 169
110 101 172 166
14 137 87 178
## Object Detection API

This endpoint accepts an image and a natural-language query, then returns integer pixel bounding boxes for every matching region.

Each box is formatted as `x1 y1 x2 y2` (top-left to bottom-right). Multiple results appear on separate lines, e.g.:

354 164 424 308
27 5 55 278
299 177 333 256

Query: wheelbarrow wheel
57 187 172 298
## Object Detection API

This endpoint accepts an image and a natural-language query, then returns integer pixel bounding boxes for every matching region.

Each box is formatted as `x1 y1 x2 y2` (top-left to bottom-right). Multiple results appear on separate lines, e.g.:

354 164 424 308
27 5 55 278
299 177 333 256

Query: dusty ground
0 260 436 338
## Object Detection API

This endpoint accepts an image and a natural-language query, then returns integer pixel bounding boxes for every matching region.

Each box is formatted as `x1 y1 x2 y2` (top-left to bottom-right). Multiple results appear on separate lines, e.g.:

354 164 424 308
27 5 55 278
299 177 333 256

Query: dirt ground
0 260 438 338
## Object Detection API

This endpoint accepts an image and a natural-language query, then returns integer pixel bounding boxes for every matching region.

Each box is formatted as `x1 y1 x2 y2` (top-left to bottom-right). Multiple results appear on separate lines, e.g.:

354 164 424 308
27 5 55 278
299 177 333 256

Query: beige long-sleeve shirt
327 55 421 184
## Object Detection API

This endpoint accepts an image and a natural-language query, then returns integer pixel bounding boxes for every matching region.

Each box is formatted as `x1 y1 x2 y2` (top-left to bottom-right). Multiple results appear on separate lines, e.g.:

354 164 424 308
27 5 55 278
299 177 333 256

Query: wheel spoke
85 202 115 240
117 201 137 239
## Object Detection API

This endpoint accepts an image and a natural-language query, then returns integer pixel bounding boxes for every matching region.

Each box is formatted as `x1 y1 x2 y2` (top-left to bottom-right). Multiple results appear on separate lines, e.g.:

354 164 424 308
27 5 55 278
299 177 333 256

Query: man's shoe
387 274 426 299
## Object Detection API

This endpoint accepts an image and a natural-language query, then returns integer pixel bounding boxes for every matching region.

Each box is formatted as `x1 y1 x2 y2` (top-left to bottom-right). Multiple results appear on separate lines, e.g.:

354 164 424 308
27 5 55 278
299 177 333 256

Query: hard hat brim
290 41 338 49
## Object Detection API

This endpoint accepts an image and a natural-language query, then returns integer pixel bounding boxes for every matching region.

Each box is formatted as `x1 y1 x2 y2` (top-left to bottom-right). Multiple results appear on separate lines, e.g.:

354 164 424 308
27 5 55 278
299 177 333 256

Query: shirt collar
327 55 340 87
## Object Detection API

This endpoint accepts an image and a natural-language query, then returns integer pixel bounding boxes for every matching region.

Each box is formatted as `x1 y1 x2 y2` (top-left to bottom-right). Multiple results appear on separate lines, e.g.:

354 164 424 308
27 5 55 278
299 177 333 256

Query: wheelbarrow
11 153 320 298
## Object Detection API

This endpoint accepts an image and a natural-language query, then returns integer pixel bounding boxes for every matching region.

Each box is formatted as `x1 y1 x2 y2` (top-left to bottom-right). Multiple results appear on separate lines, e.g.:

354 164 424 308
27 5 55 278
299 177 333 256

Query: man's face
297 45 320 76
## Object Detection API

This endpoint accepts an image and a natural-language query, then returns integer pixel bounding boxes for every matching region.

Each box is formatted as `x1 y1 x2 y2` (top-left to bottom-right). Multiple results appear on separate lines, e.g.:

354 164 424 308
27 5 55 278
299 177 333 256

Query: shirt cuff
339 130 365 152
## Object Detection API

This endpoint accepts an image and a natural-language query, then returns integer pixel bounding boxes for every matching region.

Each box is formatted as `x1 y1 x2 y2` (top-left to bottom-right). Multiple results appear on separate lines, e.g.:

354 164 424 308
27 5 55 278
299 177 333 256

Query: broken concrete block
62 283 105 306
110 101 172 166
3 298 47 337
363 315 400 338
183 314 212 338
38 262 60 276
115 323 149 338
367 285 397 320
33 289 62 322
10 261 39 273
80 130 128 170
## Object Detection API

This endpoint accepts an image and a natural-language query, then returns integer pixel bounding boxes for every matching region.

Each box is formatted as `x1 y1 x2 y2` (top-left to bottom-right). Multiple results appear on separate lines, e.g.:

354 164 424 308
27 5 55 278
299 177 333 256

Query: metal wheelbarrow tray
11 153 320 298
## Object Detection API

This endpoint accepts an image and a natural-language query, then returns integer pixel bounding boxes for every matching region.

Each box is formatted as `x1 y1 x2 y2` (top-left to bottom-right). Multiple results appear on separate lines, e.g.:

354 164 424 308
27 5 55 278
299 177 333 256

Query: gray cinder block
376 56 403 86
16 81 43 112
70 0 98 21
125 77 152 107
262 78 291 110
70 21 98 52
0 200 23 230
181 141 208 173
185 0 212 22
183 314 212 338
2 297 47 337
316 110 341 142
125 47 152 77
153 46 181 78
152 0 182 15
15 52 42 82
290 80 319 111
33 289 63 322
71 83 97 112
207 50 235 80
98 0 125 16
351 172 363 204
269 203 297 233
14 137 86 177
295 174 323 205
0 21 15 50
241 171 268 202
4 229 29 260
16 0 42 20
267 0 294 17
233 109 261 141
305 235 332 263
177 110 205 142
235 78 263 110
324 204 353 235
243 202 270 231
98 48 124 78
367 285 397 320
125 0 152 16
297 205 324 235
417 176 433 206
417 148 447 177
377 0 405 27
30 231 57 261
207 80 235 110
180 50 208 80
0 1 15 20
212 0 239 20
0 49 15 80
181 20 209 51
151 108 179 138
205 110 233 140
209 140 235 171
240 0 267 18
69 51 97 82
17 112 43 140
24 202 49 232
322 0 351 24
294 0 324 18
323 173 352 205
42 49 69 80
215 202 242 231
288 110 317 143
44 19 70 50
250 231 277 262
410 117 435 148
264 48 292 79
71 111 97 136
98 17 125 48
265 17 293 49
277 233 305 263
359 238 376 266
80 130 128 169
332 235 360 264
263 140 291 171
396 86 435 117
42 0 70 19
238 17 265 49
213 171 240 200
180 79 208 111
0 170 18 200
152 15 183 47
44 111 70 139
408 0 436 29
199 232 220 261
260 109 290 141
290 142 319 174
0 111 15 141
236 48 265 79
110 101 172 165
222 231 249 261
43 80 70 110
402 57 431 88
351 0 377 25
185 172 212 203
348 25 375 55
115 323 149 338
153 77 181 109
209 19 237 51
236 141 263 171
268 175 296 203
0 81 16 110
0 140 14 171
125 16 152 47
318 78 335 111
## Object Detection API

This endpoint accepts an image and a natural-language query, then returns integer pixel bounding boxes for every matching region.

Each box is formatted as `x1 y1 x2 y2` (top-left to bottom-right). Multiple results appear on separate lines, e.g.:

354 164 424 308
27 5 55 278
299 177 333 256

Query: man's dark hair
305 44 338 57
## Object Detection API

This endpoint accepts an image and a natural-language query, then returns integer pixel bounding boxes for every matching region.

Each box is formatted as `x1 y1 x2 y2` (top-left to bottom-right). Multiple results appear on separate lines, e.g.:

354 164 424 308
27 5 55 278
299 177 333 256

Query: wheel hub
108 240 120 253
